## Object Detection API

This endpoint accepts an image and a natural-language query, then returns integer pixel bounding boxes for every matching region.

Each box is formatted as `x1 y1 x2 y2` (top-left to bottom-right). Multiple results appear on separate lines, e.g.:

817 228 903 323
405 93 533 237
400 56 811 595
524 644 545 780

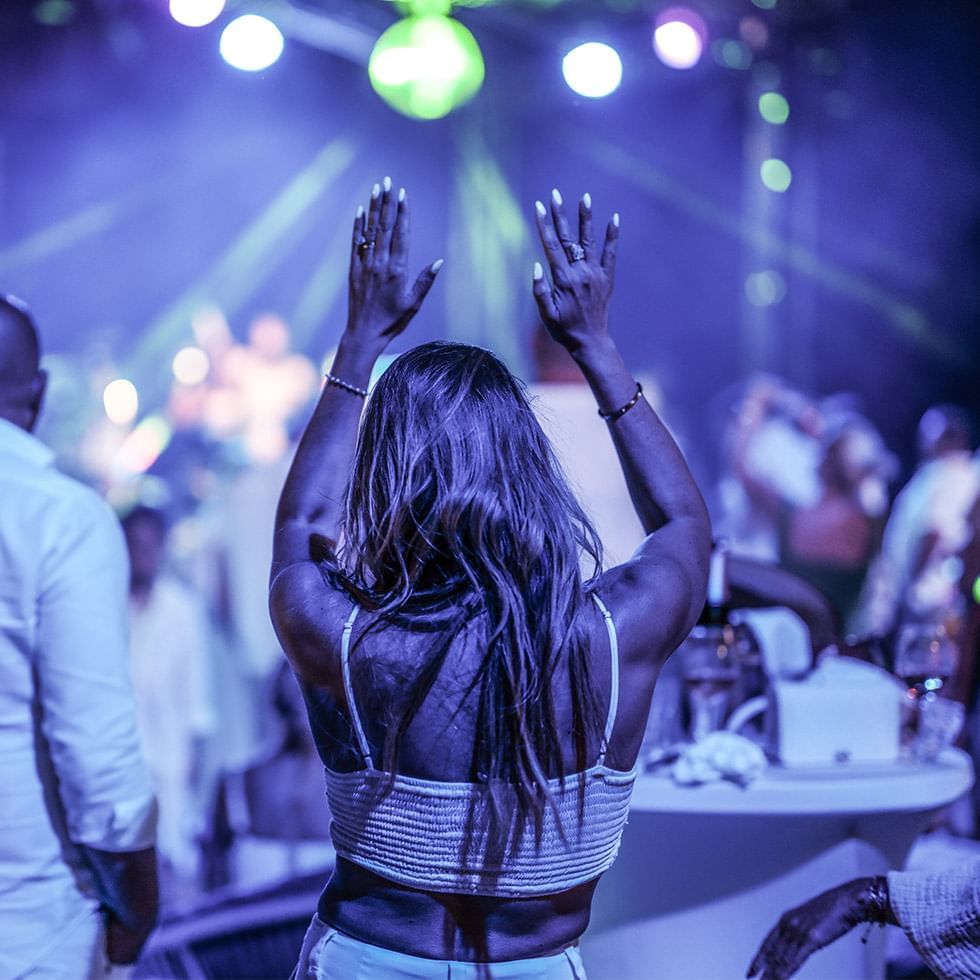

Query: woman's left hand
343 178 442 356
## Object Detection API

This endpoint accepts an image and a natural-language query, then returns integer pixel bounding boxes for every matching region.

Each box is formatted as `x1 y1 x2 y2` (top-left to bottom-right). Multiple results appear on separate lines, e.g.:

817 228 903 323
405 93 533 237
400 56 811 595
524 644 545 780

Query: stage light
760 158 792 192
103 379 139 425
172 346 210 386
220 15 284 73
745 270 786 307
369 15 485 120
169 0 224 28
973 575 980 606
758 91 789 124
562 42 623 98
653 8 707 70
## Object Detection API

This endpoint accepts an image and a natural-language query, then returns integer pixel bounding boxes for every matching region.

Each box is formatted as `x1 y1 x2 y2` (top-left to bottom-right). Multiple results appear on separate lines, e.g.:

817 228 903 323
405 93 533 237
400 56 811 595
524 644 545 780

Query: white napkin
672 731 768 787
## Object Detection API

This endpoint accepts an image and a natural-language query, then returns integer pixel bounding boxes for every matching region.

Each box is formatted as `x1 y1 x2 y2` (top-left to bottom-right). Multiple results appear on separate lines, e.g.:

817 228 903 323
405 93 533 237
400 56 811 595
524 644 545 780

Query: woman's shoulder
270 560 357 687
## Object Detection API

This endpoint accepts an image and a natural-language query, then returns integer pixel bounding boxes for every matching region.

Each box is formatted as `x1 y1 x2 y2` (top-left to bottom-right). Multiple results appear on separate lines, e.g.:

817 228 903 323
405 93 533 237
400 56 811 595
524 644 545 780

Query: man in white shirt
123 505 216 893
0 295 159 977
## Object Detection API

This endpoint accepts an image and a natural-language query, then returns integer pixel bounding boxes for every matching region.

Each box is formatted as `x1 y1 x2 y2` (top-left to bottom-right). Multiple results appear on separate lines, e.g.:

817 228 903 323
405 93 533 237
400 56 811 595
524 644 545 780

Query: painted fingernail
551 188 563 206
398 187 406 203
583 192 592 208
613 212 620 227
371 183 380 199
535 200 546 217
383 176 392 192
356 205 364 218
533 261 543 281
431 259 444 272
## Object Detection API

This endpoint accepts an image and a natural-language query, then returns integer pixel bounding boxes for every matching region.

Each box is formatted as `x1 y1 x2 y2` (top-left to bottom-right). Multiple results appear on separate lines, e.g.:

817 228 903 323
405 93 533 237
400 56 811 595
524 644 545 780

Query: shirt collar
0 417 55 468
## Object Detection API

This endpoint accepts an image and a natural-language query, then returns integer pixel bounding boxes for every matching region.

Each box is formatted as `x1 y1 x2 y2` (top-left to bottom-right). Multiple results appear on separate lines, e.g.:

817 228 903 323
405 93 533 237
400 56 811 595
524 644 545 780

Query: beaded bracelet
865 876 891 923
598 382 643 423
325 373 369 398
859 875 891 944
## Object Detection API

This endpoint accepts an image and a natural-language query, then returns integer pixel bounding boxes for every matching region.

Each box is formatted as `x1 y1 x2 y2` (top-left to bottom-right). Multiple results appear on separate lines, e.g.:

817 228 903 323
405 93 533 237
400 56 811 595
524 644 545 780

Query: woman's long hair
325 341 605 853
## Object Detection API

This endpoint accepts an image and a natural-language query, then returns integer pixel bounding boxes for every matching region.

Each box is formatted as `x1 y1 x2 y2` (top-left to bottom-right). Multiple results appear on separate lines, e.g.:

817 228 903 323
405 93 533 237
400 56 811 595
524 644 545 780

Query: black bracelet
598 382 643 423
325 372 369 398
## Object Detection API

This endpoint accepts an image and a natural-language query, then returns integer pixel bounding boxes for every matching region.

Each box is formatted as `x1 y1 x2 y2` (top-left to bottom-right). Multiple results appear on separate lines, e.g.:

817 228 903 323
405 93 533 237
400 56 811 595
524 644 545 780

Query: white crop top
323 593 637 897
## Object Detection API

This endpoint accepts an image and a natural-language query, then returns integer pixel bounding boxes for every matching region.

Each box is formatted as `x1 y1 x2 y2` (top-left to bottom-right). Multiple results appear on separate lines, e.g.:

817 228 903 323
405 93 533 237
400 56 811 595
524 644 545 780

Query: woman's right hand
343 178 441 359
531 188 619 355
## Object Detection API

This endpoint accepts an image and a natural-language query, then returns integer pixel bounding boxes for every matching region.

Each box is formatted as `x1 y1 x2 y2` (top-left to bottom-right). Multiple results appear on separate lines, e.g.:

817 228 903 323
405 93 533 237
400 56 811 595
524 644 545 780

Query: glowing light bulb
172 346 210 386
103 379 139 425
653 8 707 70
220 15 284 73
169 0 224 28
562 42 623 98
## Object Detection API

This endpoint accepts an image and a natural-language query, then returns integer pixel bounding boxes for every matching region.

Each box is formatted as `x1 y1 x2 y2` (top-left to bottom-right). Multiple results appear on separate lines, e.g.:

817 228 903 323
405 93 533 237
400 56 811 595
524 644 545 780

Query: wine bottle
698 540 731 628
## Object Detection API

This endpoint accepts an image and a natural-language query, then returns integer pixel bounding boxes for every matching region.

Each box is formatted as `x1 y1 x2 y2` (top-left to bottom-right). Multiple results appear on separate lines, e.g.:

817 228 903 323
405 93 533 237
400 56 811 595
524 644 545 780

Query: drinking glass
894 623 959 749
681 626 740 742
894 623 959 699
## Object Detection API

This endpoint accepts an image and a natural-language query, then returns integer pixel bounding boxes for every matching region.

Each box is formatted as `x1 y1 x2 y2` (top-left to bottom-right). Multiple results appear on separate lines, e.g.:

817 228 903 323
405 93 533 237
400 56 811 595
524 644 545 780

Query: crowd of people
1 179 979 978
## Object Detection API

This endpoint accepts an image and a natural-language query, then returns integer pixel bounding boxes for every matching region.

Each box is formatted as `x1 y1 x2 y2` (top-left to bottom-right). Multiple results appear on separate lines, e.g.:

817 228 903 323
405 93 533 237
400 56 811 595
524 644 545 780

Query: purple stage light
653 7 707 70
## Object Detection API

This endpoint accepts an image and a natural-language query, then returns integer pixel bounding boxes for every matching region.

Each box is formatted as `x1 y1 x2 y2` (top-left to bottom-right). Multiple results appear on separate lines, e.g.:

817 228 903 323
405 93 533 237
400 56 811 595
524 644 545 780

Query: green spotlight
759 91 790 124
973 575 980 606
395 0 451 14
760 158 792 192
369 15 485 120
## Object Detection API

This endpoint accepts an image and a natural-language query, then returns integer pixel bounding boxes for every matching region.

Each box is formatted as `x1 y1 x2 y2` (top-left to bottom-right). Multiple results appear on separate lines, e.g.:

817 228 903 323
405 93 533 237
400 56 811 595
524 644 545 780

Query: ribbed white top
323 594 637 897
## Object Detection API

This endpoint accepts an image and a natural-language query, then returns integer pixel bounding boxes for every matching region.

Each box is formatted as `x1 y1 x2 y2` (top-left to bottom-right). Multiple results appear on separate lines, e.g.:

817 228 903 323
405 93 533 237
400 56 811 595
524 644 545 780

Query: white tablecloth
583 750 974 979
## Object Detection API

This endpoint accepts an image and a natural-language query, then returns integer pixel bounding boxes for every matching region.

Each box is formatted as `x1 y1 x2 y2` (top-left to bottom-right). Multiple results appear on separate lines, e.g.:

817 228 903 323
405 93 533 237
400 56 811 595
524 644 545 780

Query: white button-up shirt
0 418 156 978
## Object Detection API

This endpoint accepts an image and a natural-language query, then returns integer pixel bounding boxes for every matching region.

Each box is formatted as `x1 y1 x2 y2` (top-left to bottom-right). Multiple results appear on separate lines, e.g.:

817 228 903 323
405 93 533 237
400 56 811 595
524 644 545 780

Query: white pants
12 905 111 980
293 915 588 979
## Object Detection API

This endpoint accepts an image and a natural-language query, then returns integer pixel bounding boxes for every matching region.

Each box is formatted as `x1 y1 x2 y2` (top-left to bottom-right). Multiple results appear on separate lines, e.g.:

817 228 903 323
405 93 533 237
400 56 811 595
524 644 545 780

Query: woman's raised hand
532 188 619 354
344 178 442 355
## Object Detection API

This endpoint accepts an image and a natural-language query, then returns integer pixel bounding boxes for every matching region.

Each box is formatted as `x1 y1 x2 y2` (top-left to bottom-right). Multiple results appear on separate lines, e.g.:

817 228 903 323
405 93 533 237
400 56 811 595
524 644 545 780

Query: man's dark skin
0 295 160 965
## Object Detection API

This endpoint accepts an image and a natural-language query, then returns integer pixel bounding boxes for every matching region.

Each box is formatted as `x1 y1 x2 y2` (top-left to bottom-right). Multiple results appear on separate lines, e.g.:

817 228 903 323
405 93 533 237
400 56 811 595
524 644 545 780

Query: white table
582 750 974 979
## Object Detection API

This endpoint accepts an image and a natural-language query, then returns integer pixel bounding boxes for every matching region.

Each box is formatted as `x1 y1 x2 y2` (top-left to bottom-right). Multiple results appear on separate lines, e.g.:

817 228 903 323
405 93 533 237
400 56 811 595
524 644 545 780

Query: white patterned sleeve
888 862 980 980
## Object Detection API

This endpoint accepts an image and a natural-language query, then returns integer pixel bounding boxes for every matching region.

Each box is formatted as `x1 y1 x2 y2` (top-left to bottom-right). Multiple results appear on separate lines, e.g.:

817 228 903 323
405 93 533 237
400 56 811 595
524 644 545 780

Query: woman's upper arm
268 560 342 687
599 515 710 670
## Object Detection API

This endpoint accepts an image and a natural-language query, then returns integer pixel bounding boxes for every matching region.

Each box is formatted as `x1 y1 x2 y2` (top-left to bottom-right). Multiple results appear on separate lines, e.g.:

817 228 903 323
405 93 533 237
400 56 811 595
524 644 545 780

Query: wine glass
894 623 959 700
894 623 960 752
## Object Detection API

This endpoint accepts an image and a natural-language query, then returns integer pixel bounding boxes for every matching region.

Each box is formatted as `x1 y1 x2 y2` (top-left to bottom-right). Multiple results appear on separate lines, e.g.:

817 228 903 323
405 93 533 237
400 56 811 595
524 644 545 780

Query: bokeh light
745 270 787 307
760 157 792 192
653 8 707 70
103 379 139 425
115 416 172 475
169 0 224 28
219 15 284 73
712 39 752 70
562 42 623 98
759 91 790 124
973 575 980 606
33 0 76 26
369 15 485 120
738 16 769 50
172 346 210 386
